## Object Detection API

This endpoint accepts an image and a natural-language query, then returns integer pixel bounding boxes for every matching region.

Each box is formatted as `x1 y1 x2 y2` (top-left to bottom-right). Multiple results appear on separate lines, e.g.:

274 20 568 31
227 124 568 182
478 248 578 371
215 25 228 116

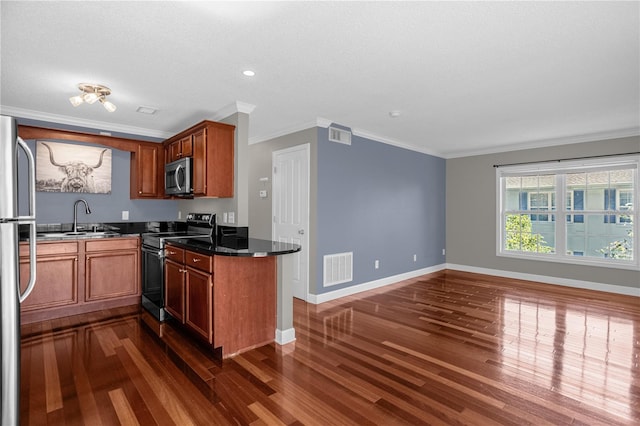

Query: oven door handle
142 245 164 259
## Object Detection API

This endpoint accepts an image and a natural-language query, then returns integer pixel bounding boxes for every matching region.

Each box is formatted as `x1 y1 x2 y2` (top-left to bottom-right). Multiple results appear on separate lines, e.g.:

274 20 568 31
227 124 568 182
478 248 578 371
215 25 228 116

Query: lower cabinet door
165 259 185 322
20 255 78 311
85 250 139 301
185 267 212 343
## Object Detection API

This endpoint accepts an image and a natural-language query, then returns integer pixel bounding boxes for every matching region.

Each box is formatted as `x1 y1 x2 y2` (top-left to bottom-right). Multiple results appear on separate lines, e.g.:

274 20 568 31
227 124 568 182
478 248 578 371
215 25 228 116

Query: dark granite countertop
166 236 301 257
22 221 186 241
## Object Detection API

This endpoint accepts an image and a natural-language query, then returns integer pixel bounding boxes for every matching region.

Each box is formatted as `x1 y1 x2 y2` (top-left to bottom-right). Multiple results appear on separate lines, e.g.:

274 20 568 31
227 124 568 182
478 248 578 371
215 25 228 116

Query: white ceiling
1 1 638 158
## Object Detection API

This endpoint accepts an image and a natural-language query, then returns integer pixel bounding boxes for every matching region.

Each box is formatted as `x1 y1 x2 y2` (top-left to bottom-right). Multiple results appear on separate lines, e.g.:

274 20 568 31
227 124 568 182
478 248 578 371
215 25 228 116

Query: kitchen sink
37 231 121 240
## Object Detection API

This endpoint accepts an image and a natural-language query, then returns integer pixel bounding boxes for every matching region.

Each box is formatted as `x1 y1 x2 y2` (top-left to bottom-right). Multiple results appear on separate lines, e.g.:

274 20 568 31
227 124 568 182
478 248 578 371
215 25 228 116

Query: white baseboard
306 263 638 306
275 328 296 345
308 264 447 304
446 263 640 297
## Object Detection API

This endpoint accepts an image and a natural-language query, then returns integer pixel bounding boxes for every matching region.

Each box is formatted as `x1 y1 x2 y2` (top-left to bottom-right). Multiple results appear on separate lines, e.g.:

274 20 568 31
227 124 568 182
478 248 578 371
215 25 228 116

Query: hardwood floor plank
42 335 63 413
20 271 640 425
108 388 140 426
119 338 196 425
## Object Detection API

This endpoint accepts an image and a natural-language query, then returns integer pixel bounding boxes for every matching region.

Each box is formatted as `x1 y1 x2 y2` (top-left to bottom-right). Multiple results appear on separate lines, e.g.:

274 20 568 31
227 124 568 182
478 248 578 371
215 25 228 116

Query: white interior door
272 144 309 301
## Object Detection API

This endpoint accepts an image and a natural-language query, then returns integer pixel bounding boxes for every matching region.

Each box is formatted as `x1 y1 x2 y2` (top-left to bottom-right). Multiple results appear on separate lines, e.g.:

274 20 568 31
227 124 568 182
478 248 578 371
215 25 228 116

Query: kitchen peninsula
162 237 301 358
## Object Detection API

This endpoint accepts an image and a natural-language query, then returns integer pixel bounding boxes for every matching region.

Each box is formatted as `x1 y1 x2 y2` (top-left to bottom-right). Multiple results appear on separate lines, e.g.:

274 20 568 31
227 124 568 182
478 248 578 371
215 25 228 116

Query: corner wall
316 127 446 295
446 136 640 291
248 127 318 294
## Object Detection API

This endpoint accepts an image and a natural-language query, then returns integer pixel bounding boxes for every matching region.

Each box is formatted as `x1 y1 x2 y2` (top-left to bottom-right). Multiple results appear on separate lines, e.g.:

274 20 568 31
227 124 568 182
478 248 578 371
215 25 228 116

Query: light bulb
83 92 99 104
69 95 84 107
101 100 117 112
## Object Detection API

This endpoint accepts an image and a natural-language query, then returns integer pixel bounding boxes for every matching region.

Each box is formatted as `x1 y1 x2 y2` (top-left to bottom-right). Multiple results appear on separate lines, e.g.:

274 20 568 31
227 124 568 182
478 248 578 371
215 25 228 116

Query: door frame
272 143 310 302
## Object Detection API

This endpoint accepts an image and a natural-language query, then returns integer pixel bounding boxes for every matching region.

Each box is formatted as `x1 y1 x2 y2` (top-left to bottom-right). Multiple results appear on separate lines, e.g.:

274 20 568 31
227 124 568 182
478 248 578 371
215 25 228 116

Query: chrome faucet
73 199 91 233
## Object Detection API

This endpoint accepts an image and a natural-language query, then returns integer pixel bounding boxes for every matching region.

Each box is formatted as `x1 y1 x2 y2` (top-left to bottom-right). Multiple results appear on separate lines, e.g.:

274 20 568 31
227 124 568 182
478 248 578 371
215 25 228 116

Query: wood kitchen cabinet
167 135 192 163
164 245 185 322
163 120 235 198
130 142 163 199
164 243 213 344
19 236 141 324
85 238 139 301
185 250 213 342
19 241 79 312
16 126 165 200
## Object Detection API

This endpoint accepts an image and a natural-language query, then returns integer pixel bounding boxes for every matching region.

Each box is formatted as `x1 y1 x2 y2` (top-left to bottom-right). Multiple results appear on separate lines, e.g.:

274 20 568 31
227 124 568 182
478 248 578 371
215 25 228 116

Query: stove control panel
185 213 215 227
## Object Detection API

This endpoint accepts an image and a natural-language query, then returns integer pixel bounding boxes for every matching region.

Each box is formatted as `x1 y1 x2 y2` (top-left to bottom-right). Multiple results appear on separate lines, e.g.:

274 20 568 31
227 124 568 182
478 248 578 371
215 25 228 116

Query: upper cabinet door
164 120 235 198
192 128 207 196
130 143 162 199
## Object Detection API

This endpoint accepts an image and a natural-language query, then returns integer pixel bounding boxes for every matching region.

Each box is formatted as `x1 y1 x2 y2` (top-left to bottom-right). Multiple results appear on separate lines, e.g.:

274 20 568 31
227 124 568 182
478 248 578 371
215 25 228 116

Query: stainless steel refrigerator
0 115 37 424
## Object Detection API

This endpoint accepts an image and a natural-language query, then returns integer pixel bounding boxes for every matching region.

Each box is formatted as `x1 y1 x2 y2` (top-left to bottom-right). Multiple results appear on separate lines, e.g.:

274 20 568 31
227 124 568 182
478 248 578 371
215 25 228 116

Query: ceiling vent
328 126 352 145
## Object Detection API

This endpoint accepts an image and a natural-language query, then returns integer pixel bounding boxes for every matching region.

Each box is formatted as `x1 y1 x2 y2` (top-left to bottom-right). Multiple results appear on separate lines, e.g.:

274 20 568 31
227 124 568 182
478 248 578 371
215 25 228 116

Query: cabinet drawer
165 245 185 263
21 241 78 257
85 237 139 252
186 250 212 273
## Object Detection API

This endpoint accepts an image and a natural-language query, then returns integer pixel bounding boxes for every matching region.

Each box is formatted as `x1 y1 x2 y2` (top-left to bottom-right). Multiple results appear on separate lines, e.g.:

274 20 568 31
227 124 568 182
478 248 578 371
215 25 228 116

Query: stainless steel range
141 213 215 321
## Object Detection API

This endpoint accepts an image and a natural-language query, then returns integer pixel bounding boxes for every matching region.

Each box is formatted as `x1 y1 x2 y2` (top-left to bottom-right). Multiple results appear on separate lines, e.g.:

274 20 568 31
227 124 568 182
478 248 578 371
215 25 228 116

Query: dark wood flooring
20 270 640 425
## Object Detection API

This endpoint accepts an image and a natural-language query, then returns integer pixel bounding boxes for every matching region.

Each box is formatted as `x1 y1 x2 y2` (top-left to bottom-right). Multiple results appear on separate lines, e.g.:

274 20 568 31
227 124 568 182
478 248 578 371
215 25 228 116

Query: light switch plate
122 211 129 220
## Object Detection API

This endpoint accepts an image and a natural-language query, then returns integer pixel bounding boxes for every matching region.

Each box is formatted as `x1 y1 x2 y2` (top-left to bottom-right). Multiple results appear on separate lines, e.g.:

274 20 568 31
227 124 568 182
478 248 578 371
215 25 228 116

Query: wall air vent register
323 252 353 287
328 127 352 146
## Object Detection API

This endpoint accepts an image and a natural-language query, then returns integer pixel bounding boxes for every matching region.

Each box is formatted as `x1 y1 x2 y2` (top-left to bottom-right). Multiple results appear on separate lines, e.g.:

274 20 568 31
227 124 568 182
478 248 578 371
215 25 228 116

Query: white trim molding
307 263 638 308
275 327 296 345
446 263 640 297
0 105 173 139
309 264 447 304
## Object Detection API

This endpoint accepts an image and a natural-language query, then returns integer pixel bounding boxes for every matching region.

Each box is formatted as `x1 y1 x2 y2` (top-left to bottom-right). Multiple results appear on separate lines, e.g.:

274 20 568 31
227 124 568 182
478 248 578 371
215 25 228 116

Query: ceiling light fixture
242 70 256 77
69 83 117 112
389 110 401 118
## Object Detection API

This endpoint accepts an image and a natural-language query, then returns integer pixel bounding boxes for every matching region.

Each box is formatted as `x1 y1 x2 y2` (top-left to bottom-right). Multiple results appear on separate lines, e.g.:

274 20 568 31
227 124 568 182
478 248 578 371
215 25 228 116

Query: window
497 156 638 270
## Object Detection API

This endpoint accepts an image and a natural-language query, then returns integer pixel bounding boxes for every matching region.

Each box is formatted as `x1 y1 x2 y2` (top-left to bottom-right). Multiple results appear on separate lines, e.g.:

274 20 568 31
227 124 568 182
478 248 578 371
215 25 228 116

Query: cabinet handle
139 191 142 194
192 258 201 263
167 251 176 255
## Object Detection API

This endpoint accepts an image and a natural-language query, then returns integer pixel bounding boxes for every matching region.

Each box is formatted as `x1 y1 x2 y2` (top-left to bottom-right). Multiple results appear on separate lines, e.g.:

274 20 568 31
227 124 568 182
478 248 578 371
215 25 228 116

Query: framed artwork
36 141 112 193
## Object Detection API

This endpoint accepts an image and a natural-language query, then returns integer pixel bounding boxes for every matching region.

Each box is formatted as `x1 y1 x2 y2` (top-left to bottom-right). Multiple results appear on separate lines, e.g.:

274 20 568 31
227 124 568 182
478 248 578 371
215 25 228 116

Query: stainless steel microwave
165 157 192 196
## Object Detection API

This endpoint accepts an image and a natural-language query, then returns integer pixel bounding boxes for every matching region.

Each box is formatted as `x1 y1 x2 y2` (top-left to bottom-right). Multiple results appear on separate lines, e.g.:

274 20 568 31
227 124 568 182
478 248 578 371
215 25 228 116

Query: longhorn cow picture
36 141 112 193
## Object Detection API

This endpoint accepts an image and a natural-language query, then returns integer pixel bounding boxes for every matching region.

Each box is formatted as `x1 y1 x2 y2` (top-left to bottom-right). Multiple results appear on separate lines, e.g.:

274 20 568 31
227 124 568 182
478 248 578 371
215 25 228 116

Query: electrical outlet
178 211 182 219
228 212 235 224
413 254 417 262
122 211 129 220
223 212 228 223
442 248 446 256
375 260 379 269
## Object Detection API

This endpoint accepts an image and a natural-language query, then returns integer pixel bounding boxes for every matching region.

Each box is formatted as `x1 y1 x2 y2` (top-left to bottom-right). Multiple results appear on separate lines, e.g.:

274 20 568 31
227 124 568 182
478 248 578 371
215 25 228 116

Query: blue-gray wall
16 118 178 224
316 126 446 295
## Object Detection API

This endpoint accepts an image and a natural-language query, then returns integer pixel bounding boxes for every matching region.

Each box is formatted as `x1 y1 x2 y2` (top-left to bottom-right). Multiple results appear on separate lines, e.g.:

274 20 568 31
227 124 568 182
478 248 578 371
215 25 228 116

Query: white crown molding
0 105 173 139
254 116 447 157
316 117 333 128
351 127 444 157
211 101 256 121
445 127 640 159
249 119 320 145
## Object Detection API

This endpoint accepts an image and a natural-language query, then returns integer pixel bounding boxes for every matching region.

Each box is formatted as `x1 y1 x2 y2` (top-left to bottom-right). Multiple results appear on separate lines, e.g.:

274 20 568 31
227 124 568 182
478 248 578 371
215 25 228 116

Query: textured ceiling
1 1 638 158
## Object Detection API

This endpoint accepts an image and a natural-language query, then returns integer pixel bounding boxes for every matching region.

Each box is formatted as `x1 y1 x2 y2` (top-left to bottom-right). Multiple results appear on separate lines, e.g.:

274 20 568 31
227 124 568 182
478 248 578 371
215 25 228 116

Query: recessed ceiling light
389 110 401 118
136 106 158 115
242 70 256 77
